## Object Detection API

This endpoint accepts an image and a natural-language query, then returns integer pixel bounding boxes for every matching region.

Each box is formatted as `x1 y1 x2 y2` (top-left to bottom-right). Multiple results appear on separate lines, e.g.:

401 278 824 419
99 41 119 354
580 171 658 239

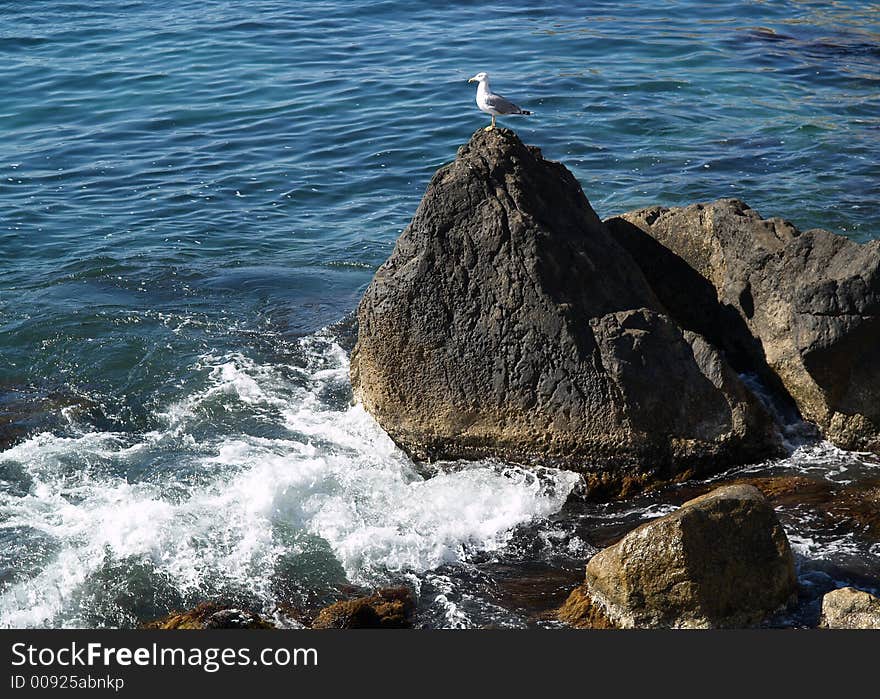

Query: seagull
467 72 531 131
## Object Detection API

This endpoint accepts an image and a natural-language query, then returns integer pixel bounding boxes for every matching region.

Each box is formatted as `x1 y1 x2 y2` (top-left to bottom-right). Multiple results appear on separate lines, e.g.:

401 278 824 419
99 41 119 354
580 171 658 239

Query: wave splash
0 328 578 628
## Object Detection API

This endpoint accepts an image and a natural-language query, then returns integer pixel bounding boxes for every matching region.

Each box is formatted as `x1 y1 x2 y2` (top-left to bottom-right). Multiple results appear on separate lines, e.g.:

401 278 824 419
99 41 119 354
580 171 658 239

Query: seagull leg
484 115 496 132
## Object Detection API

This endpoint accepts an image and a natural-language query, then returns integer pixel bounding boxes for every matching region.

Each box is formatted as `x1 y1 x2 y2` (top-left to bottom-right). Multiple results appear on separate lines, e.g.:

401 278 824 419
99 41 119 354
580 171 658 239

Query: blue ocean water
1 1 878 628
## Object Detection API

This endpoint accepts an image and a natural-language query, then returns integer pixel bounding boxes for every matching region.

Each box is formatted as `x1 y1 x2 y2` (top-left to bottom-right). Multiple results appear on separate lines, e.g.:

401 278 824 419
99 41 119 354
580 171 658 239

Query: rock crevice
609 199 880 452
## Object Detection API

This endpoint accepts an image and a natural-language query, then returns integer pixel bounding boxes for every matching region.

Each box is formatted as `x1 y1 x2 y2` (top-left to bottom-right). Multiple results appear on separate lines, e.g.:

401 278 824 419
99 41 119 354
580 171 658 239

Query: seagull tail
519 109 532 115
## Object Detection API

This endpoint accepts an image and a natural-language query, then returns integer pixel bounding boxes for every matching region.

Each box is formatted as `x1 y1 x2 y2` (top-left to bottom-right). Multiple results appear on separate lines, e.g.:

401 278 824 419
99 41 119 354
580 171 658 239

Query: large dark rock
559 485 797 628
608 200 880 452
351 129 780 495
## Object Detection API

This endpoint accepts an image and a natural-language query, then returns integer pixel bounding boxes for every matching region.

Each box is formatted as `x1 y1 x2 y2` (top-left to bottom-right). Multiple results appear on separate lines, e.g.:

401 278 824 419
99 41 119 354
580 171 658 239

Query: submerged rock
352 129 780 494
608 199 880 453
674 471 880 544
731 475 880 542
311 587 415 629
143 603 275 629
0 388 93 452
819 587 880 629
559 485 797 628
830 482 880 541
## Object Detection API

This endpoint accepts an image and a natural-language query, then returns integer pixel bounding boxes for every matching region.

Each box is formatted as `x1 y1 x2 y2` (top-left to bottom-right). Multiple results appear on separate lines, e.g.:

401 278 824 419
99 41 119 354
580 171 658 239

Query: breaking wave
0 329 578 628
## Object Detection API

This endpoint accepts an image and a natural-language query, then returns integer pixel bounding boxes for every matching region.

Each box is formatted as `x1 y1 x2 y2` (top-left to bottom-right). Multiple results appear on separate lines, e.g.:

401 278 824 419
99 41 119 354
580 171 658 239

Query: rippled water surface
1 1 878 628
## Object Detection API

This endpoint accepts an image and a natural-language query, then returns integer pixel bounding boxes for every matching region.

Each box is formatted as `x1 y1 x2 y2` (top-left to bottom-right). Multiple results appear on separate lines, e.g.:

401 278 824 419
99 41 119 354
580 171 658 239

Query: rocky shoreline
150 129 879 630
352 128 879 489
352 129 783 496
147 472 880 630
559 484 798 629
145 588 416 630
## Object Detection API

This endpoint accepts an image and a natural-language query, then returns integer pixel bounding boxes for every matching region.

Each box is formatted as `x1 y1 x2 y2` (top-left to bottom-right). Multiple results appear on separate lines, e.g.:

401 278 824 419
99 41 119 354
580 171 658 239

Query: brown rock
819 587 880 629
311 587 415 629
557 585 614 629
828 482 880 540
561 484 797 628
712 475 835 508
143 603 275 629
689 474 880 542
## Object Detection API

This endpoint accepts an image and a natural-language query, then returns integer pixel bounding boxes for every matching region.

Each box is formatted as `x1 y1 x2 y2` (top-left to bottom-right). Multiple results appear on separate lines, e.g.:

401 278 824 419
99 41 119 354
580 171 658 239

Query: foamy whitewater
1 324 879 628
0 328 579 628
3 0 879 629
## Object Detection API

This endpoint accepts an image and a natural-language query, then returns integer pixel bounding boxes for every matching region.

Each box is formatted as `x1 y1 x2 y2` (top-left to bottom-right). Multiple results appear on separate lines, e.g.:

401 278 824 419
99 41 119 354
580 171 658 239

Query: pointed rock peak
351 129 780 486
456 127 541 163
428 128 596 242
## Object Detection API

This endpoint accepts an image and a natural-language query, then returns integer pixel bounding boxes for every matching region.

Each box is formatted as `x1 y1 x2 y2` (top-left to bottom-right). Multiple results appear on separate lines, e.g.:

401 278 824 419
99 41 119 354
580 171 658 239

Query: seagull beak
467 77 476 83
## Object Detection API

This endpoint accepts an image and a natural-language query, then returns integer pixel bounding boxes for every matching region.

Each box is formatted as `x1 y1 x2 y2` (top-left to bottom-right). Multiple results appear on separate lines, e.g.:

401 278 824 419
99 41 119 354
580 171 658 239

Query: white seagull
467 71 531 131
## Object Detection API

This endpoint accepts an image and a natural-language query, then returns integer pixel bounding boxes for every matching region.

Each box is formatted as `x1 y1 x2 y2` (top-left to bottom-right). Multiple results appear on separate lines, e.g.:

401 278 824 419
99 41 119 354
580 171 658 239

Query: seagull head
467 71 488 84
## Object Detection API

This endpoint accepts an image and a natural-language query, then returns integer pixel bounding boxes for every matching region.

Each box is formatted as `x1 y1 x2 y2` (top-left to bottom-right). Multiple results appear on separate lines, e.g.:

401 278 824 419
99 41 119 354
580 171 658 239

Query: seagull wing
485 92 525 115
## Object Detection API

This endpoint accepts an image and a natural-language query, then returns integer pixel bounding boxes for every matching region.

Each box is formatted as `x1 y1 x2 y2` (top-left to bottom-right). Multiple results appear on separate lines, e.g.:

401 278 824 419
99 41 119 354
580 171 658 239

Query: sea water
1 1 878 628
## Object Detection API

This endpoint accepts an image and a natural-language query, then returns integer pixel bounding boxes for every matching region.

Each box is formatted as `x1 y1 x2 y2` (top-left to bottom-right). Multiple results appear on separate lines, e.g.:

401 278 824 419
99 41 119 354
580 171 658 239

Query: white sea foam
423 573 471 629
788 533 864 561
0 329 578 628
708 439 879 485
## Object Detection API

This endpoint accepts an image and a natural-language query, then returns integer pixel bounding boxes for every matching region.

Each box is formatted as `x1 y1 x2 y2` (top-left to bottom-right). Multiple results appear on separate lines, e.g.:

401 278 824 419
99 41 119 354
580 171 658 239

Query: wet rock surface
143 588 417 630
677 473 880 544
311 587 415 629
557 584 614 629
0 388 90 452
143 603 275 629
